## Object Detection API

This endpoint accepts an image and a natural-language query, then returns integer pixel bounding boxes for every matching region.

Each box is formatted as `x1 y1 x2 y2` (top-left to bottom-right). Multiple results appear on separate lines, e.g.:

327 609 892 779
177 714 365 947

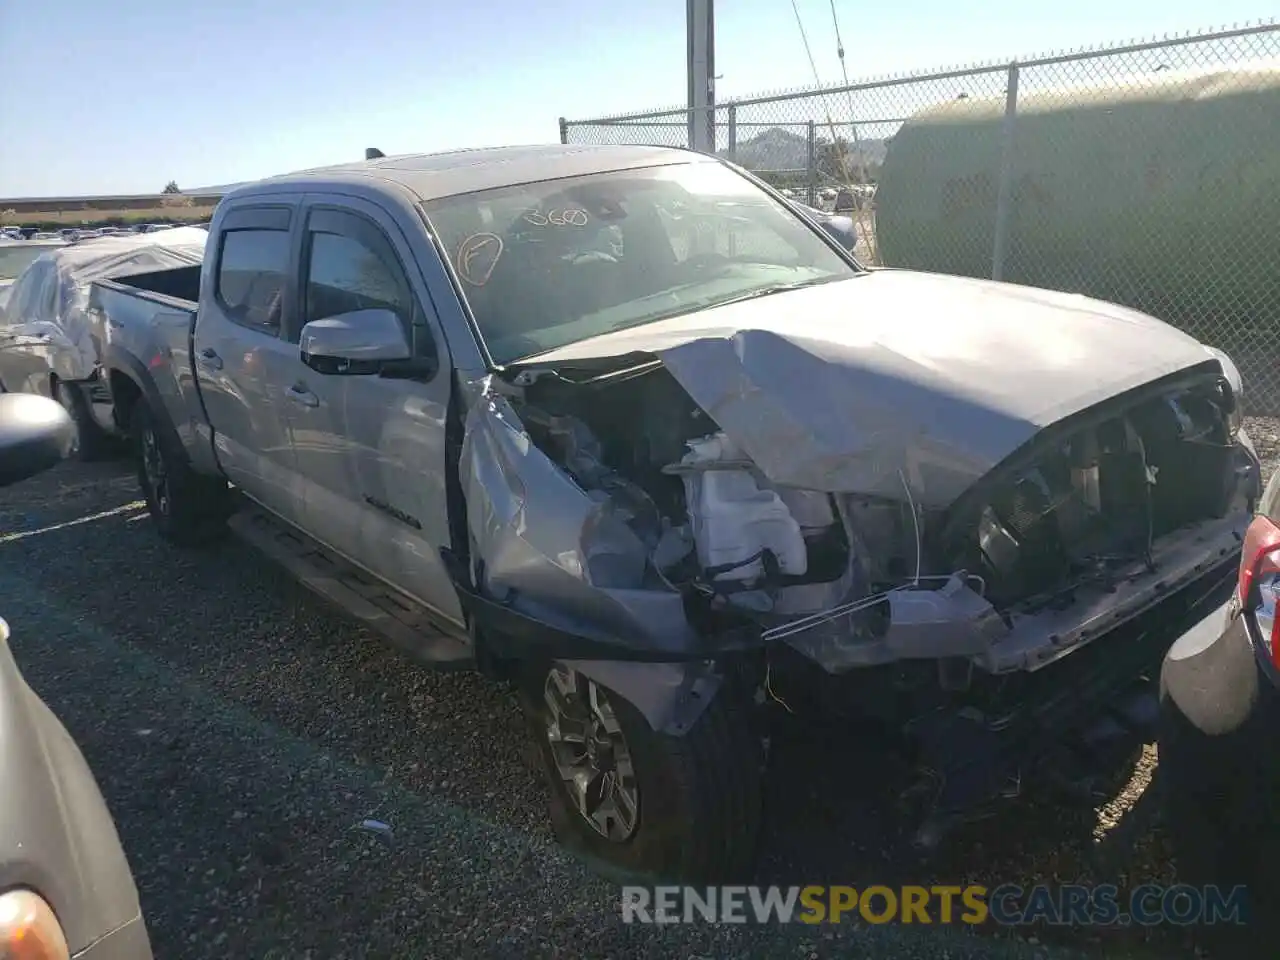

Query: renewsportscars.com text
621 884 1249 927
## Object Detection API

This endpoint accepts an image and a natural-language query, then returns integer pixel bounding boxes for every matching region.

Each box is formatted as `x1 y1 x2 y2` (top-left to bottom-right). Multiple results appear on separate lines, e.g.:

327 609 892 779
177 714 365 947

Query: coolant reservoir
681 434 808 583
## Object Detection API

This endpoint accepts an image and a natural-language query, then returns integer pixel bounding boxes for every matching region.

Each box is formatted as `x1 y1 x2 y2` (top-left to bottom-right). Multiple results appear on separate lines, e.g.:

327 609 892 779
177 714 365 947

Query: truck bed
87 268 202 448
98 264 201 308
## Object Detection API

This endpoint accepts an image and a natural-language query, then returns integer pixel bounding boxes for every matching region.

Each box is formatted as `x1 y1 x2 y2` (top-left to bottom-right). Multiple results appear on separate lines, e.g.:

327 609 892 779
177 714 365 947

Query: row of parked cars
0 223 205 243
0 224 207 297
0 145 1277 954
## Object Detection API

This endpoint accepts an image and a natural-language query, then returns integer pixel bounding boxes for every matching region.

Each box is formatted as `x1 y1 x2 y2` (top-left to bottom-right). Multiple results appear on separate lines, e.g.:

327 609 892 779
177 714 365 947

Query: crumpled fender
442 547 733 734
452 381 744 733
459 383 699 653
563 659 723 735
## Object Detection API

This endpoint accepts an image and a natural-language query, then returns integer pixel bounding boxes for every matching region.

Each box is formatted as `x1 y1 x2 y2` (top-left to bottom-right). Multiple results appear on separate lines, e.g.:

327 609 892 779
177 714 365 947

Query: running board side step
229 507 474 670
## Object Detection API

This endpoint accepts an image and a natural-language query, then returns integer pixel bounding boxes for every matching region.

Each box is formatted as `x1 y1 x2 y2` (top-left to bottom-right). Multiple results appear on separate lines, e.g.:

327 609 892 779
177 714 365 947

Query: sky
0 0 1273 197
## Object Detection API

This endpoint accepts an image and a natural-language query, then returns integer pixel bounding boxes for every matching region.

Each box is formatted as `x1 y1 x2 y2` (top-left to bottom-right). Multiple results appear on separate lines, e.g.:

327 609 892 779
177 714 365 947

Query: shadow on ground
0 459 1242 958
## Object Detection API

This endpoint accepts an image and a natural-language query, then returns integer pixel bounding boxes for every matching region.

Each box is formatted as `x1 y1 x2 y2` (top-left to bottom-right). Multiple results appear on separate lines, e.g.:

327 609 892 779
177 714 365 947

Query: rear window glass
216 229 290 332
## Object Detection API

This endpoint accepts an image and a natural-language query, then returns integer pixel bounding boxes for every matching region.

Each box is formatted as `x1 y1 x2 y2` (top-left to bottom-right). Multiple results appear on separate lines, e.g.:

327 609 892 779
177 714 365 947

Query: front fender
441 550 741 736
563 658 722 735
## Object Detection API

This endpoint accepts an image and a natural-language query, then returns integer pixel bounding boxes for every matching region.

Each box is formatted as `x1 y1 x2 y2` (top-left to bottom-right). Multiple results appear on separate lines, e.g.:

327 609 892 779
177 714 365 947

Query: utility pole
686 0 715 154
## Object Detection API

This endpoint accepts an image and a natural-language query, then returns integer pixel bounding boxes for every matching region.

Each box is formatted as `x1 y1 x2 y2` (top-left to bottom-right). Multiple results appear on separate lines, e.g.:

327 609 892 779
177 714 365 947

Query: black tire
131 400 231 546
53 379 114 462
1159 622 1280 946
519 662 762 884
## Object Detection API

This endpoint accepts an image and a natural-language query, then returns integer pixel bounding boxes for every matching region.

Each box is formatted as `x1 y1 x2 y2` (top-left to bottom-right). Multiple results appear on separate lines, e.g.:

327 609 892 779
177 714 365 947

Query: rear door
287 197 462 624
191 202 306 525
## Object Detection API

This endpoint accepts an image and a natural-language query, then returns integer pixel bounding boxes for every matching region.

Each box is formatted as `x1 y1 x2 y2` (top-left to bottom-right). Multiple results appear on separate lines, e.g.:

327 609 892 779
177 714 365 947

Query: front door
189 203 305 525
287 199 462 625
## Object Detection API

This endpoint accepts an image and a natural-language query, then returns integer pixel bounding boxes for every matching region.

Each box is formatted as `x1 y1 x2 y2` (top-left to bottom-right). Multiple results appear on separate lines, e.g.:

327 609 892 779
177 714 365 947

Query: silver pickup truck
86 144 1260 881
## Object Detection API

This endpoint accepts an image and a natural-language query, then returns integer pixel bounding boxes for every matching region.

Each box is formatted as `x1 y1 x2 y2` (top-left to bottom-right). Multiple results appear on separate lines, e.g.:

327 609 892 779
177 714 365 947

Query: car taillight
1239 515 1280 668
0 889 70 960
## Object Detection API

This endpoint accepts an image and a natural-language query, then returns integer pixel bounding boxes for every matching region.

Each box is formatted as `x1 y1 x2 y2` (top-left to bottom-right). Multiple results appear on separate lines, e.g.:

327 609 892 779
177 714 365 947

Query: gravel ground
1 418 1277 959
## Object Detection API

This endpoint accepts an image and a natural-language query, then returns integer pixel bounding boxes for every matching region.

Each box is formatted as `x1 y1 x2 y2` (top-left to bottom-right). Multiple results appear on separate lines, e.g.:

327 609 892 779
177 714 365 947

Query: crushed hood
518 270 1220 508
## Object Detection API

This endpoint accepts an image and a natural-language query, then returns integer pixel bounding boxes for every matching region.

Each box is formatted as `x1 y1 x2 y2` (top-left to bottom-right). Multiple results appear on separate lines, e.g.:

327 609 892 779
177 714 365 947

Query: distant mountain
723 126 887 172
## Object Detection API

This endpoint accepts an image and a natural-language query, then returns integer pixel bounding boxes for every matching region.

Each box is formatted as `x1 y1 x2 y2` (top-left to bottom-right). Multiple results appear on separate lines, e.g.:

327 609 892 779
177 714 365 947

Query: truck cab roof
231 144 711 205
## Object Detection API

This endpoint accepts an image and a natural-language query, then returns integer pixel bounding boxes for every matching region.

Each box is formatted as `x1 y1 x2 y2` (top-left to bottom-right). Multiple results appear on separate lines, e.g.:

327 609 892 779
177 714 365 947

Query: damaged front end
454 347 1259 749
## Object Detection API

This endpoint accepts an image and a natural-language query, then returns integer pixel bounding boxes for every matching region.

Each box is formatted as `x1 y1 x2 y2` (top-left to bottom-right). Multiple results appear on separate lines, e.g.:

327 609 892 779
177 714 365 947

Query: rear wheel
520 662 762 883
132 400 230 545
53 379 113 461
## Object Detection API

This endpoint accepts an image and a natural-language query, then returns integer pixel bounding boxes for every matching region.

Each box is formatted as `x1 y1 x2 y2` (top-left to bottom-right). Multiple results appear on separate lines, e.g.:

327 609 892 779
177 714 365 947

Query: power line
789 0 824 89
827 0 848 76
787 0 878 258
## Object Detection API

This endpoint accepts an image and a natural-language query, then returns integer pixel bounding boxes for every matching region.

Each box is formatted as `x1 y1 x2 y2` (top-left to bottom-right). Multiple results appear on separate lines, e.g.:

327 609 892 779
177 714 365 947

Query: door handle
286 384 319 408
197 347 223 370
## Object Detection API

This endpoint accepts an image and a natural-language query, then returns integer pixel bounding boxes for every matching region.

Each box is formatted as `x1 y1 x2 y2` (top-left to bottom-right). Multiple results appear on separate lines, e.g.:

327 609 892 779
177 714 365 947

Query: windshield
423 161 858 364
0 245 56 282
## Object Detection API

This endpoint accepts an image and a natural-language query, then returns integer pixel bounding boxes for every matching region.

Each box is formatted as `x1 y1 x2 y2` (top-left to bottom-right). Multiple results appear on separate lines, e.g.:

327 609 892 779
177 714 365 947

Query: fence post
727 103 737 161
991 62 1020 282
558 116 569 145
806 121 817 207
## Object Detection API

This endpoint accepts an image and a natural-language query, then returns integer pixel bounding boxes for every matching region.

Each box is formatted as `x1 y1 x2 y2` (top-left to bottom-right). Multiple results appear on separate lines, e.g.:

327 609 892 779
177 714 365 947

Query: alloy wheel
543 665 641 842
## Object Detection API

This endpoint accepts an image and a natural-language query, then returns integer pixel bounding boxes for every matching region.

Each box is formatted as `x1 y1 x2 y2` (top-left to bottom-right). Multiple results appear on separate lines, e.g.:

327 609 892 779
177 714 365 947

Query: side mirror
0 393 74 488
299 309 412 375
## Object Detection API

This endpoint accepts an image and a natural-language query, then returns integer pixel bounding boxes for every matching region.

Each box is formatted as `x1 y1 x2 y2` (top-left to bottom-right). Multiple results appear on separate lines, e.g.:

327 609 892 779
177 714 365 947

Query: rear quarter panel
89 281 207 459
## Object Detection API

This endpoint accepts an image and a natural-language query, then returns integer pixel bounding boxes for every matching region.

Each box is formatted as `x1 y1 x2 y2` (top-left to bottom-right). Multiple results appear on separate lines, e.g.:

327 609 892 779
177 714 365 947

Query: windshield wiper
601 276 845 335
710 275 840 308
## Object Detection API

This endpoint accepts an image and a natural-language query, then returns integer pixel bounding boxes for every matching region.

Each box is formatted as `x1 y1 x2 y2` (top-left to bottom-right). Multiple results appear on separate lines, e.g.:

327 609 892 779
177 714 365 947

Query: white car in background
0 227 207 457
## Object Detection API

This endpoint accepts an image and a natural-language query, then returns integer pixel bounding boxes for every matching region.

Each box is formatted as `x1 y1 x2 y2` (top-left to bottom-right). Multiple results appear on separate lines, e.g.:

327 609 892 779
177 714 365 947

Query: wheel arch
101 347 188 463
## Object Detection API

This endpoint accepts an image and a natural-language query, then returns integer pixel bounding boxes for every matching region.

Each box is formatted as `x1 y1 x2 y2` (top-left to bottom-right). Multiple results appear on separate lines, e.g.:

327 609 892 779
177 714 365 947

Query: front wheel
132 401 230 546
520 662 762 884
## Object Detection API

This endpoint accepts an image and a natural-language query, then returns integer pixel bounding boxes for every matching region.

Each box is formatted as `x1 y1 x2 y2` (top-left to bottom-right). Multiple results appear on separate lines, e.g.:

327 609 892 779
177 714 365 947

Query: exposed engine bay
945 379 1245 610
462 355 1257 679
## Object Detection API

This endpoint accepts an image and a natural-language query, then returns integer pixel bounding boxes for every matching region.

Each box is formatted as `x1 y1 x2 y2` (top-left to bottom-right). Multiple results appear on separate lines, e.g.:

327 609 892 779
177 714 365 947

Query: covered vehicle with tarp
874 63 1280 406
0 228 207 392
0 238 66 314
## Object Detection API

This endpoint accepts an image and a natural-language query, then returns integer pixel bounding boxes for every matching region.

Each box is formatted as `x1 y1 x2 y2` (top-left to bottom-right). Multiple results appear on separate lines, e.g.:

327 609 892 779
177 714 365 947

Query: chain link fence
560 22 1280 413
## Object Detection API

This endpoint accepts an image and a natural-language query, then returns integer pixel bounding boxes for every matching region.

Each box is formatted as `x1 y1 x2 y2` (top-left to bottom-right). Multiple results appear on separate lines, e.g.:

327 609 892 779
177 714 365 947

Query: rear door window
215 229 291 334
